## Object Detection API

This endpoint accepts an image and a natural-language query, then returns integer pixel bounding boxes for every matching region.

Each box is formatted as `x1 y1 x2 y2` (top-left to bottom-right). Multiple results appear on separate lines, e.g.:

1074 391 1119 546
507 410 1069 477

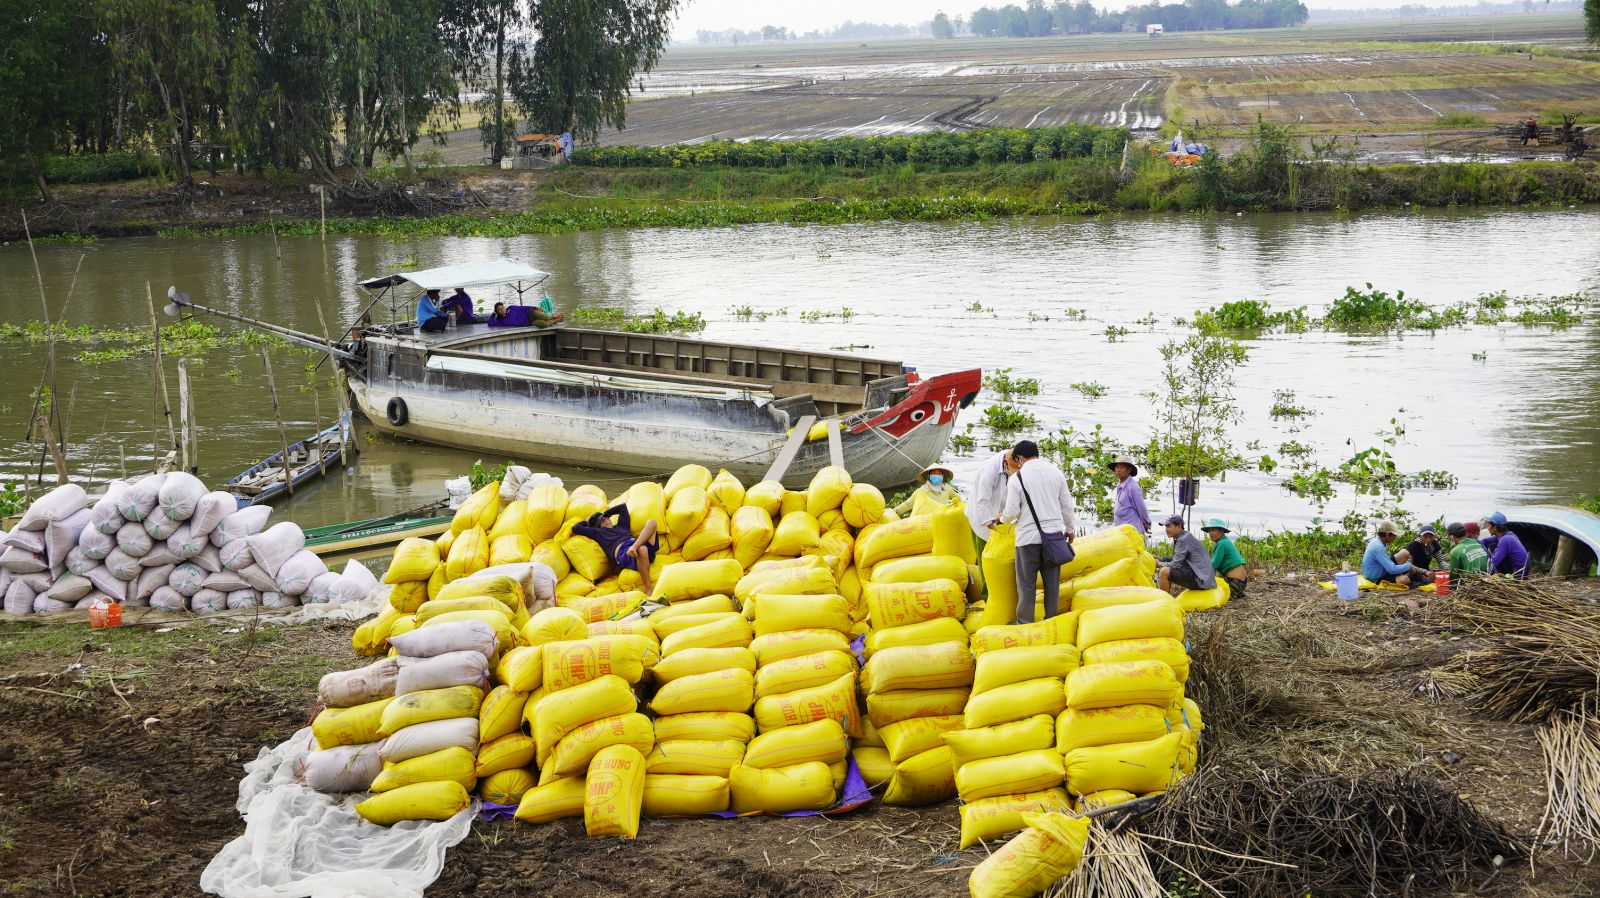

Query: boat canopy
359 259 549 292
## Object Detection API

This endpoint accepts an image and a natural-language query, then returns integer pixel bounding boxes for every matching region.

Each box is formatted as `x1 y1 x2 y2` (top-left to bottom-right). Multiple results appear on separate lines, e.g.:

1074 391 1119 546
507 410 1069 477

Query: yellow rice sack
476 732 537 777
882 745 958 806
480 768 537 806
624 482 665 537
869 554 969 586
514 775 587 823
972 644 1080 696
560 532 609 583
742 719 848 769
866 686 971 730
1075 597 1184 649
729 761 835 814
841 483 885 529
816 529 854 578
862 616 968 659
975 523 1019 629
358 780 470 826
970 613 1078 655
649 668 755 716
370 745 477 793
442 526 488 582
665 464 713 500
652 712 755 743
312 698 392 749
1063 731 1185 796
533 674 638 761
585 618 659 646
379 686 484 737
642 774 730 817
1063 556 1148 598
1054 526 1143 579
522 607 588 647
479 686 529 743
1178 580 1230 613
560 484 604 525
436 574 523 610
855 515 937 568
729 506 775 569
435 529 456 561
753 672 863 738
660 614 754 656
1079 789 1138 811
861 642 974 694
1082 637 1190 683
752 593 851 636
865 578 966 630
653 559 743 603
388 581 428 613
944 713 1057 769
529 541 571 582
682 508 732 561
416 596 513 625
562 591 644 625
806 465 852 518
960 788 1072 849
646 739 745 776
780 490 807 518
706 469 745 515
652 646 756 684
964 678 1065 729
879 714 964 764
742 480 784 516
968 812 1090 898
649 593 735 622
955 749 1065 802
451 482 501 534
932 505 978 564
489 533 533 566
495 645 543 691
853 746 895 788
386 614 419 641
1071 585 1174 614
521 483 568 543
1066 661 1181 711
542 637 653 691
488 499 528 542
750 628 850 666
384 537 440 584
753 649 857 699
666 485 711 537
584 744 647 838
1172 698 1204 734
1057 704 1174 754
840 565 864 618
734 563 837 604
769 512 821 556
652 611 741 639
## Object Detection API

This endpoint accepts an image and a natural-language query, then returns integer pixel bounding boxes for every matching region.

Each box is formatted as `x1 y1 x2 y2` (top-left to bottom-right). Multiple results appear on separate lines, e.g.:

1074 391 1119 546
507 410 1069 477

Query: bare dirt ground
1 575 1597 897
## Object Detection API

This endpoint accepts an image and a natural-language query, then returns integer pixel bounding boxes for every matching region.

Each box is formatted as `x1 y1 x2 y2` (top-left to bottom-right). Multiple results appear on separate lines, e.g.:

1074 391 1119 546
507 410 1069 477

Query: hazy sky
671 0 1388 36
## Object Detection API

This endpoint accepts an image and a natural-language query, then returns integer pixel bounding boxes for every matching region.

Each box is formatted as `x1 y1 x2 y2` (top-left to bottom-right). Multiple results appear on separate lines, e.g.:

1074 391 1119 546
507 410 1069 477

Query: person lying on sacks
1157 514 1216 594
571 503 660 593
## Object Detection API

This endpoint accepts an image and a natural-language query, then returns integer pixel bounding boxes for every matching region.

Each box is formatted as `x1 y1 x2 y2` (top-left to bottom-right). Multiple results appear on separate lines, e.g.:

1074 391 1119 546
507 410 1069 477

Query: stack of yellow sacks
1060 588 1201 810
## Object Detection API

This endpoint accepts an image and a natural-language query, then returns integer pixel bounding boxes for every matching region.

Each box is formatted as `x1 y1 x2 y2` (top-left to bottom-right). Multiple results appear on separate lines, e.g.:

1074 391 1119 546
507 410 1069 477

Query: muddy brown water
1 207 1597 534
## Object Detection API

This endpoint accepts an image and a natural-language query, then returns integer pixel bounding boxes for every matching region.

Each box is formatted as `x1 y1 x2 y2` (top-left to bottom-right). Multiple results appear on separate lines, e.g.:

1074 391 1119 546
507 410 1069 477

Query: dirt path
0 577 1593 896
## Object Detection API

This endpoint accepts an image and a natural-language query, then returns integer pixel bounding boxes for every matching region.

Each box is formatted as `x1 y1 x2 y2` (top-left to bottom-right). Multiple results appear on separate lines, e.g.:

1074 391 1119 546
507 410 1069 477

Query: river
2 207 1597 534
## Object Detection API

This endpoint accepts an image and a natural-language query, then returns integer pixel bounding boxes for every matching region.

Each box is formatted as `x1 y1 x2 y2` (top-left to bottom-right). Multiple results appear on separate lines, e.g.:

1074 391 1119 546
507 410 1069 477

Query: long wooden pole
177 358 193 473
145 282 179 453
261 348 294 496
313 301 352 466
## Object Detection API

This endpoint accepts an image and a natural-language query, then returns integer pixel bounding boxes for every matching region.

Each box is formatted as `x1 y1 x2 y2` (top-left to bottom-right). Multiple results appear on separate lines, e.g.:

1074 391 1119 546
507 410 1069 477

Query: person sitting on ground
416 289 449 333
1201 517 1246 601
895 465 959 517
487 301 566 328
1109 455 1150 536
1444 521 1490 581
570 503 661 593
1158 514 1217 594
1484 511 1530 579
1401 524 1445 575
1362 519 1426 587
440 288 477 324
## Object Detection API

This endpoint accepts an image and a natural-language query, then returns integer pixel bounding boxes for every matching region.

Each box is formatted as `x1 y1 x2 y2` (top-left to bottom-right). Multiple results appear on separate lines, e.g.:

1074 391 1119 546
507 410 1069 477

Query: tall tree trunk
25 148 53 205
492 9 506 163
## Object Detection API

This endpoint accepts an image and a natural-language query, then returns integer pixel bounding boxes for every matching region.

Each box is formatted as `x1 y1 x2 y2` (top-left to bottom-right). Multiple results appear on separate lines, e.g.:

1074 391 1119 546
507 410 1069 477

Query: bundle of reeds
1535 705 1600 857
1138 766 1522 898
1051 822 1166 898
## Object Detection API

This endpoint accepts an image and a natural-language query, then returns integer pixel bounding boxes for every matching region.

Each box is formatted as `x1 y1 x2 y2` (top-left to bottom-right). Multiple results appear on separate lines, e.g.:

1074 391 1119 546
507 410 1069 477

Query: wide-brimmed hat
1201 517 1229 533
917 465 955 484
1107 455 1139 476
1376 520 1400 536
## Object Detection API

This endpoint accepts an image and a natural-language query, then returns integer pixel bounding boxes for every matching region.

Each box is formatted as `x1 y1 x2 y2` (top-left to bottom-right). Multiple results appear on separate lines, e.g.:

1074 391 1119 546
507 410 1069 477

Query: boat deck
404 322 553 346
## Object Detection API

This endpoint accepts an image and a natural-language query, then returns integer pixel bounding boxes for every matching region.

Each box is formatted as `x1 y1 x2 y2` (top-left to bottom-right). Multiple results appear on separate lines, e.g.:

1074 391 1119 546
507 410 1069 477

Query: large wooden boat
167 261 981 488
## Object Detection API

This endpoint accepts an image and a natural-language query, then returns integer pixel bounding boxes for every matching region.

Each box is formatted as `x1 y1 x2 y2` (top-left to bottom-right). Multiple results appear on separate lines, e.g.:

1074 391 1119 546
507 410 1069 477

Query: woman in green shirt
1202 517 1248 601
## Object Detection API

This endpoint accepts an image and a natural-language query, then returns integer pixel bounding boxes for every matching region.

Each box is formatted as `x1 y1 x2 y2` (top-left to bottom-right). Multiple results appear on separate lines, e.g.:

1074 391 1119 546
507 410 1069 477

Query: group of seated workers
416 287 566 333
1362 512 1529 587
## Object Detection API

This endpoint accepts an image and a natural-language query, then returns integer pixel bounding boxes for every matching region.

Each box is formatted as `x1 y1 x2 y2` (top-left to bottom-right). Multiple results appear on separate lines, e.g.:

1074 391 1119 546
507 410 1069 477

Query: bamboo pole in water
178 358 193 474
313 301 352 466
145 283 179 454
261 348 294 496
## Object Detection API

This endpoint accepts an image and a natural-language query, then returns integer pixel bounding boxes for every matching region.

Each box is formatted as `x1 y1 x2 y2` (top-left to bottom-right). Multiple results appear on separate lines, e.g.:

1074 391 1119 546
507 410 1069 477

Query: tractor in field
1494 114 1590 158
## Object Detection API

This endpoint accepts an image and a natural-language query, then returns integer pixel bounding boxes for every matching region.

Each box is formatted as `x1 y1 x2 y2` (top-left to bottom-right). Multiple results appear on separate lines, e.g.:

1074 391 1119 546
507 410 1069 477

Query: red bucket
1433 570 1450 596
89 600 123 629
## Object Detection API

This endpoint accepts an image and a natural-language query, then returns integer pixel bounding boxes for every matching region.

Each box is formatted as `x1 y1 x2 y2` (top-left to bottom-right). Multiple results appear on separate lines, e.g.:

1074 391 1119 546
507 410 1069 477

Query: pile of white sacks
1 475 376 615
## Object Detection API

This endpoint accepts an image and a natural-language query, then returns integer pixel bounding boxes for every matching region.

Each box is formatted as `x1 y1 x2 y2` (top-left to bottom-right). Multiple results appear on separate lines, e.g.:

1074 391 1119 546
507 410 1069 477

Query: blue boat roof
1503 504 1600 559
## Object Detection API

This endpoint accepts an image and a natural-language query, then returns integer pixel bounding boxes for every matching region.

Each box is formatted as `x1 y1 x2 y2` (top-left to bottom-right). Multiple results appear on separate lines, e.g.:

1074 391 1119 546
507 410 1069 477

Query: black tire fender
386 397 408 427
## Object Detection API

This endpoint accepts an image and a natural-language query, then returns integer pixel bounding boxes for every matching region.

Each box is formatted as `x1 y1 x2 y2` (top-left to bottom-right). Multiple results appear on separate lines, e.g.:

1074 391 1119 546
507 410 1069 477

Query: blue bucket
1334 571 1359 600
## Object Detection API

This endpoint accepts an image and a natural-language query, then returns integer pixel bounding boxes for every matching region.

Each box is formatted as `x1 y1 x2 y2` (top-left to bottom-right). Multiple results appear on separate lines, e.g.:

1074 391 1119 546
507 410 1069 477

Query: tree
1586 0 1599 42
954 14 965 33
0 0 104 202
1145 335 1250 515
508 0 682 143
932 11 955 38
472 0 525 164
999 3 1030 35
970 5 1001 35
1026 0 1053 34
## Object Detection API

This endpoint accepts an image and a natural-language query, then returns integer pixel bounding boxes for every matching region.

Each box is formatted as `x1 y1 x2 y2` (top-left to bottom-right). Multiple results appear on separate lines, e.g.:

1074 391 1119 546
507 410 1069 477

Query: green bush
570 125 1131 171
42 153 157 184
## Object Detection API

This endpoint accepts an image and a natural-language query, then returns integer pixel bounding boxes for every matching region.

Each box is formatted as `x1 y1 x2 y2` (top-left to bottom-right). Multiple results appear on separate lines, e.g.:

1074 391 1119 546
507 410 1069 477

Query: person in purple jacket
1107 454 1150 536
1484 511 1530 579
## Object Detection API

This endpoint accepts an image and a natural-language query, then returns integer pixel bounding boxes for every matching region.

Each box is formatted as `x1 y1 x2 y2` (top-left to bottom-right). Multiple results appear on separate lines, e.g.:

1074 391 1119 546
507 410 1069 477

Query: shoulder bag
1018 467 1075 567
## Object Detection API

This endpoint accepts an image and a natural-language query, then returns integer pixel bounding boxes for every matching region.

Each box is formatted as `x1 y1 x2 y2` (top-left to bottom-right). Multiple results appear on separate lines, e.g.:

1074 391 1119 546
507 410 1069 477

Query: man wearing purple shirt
1108 455 1150 536
1484 511 1530 579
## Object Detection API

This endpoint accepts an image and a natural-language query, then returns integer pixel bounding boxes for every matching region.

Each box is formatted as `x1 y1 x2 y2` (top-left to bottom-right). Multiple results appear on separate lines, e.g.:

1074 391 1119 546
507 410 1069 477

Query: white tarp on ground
199 725 473 898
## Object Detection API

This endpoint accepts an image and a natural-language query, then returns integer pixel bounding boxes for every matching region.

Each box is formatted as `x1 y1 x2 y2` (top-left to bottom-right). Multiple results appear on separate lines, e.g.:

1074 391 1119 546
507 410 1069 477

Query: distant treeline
691 21 929 44
965 0 1309 36
572 125 1131 168
1310 0 1582 19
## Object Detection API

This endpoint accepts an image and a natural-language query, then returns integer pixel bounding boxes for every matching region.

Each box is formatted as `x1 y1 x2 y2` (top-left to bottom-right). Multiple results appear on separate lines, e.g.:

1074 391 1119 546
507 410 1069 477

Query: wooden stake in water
313 301 353 466
261 348 294 496
145 282 179 454
319 186 327 240
177 358 193 474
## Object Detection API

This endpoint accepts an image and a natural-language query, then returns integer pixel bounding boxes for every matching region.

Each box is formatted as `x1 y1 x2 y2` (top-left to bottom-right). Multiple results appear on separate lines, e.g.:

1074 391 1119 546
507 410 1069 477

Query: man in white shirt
965 448 1012 551
995 439 1077 624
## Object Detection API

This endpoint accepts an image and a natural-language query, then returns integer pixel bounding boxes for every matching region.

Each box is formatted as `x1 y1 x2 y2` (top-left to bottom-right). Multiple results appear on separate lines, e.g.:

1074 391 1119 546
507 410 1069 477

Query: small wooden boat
226 413 353 506
304 503 453 562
